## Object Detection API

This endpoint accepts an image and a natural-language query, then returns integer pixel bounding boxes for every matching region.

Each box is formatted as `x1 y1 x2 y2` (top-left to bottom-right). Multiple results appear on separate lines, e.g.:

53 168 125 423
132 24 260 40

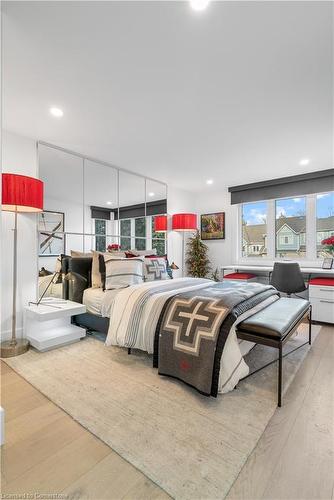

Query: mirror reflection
37 144 168 299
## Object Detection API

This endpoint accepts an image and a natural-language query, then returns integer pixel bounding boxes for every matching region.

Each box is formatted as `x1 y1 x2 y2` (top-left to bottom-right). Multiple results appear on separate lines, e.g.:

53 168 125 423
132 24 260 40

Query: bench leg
309 306 312 345
278 343 283 407
128 348 132 355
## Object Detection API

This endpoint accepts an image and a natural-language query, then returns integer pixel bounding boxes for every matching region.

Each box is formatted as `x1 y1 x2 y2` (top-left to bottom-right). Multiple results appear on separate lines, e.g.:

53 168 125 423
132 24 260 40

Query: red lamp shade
2 173 44 212
154 215 167 233
172 213 197 231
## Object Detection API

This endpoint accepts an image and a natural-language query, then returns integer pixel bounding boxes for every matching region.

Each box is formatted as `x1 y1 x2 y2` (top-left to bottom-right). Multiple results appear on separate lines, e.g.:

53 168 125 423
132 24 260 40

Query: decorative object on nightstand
1 173 44 358
24 299 87 351
172 213 197 276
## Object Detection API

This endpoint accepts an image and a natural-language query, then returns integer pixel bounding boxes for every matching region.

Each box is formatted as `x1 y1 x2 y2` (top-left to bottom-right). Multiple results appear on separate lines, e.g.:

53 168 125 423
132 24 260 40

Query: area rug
4 324 320 499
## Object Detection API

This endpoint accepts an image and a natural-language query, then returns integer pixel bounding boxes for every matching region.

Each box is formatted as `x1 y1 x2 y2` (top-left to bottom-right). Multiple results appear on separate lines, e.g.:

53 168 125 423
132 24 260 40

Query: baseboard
0 327 24 342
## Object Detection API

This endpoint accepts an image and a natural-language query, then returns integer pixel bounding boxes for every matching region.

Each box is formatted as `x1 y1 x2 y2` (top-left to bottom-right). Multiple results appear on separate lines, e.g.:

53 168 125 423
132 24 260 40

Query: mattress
82 287 120 317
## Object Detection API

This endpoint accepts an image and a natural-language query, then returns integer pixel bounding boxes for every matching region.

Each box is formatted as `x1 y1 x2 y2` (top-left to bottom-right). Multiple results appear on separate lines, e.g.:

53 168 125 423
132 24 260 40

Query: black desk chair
270 262 307 297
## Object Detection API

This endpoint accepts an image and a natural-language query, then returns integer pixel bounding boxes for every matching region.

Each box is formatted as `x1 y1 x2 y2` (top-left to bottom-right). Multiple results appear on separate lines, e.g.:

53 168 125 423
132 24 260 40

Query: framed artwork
38 211 65 256
322 257 333 270
201 212 225 240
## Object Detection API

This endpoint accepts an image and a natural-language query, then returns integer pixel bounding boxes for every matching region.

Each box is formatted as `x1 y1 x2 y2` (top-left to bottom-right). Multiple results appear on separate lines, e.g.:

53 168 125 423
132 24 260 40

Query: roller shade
228 169 334 205
90 206 113 220
91 199 167 220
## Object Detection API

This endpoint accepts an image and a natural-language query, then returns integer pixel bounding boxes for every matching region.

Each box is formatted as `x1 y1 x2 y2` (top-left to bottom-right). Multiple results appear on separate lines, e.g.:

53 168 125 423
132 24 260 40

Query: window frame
119 215 166 253
237 191 332 265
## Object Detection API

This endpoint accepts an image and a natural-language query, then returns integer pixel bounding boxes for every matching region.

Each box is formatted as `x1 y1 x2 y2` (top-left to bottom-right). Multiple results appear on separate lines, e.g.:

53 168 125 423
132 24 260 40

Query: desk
221 264 334 277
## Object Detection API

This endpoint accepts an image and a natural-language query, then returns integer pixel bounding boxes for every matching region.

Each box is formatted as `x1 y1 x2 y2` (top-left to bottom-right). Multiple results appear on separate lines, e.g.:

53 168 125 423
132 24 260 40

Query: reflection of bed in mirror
37 141 168 300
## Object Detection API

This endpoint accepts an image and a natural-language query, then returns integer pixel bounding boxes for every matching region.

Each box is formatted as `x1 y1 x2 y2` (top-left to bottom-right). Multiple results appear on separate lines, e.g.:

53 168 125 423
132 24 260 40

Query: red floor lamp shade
172 213 197 277
154 215 167 233
172 213 197 231
1 173 44 358
2 173 43 212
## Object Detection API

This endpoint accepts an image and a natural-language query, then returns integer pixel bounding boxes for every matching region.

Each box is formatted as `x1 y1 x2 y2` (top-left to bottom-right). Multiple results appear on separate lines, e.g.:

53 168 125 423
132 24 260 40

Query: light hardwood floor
1 325 333 500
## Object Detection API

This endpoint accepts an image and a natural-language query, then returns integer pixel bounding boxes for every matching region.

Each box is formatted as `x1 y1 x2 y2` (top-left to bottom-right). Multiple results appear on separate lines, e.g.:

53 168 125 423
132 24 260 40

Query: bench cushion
309 277 334 286
224 272 257 280
237 298 310 338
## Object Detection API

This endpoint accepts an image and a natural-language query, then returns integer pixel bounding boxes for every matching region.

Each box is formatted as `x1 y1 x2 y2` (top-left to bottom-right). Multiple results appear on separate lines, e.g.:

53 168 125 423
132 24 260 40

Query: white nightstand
25 299 87 351
309 279 334 324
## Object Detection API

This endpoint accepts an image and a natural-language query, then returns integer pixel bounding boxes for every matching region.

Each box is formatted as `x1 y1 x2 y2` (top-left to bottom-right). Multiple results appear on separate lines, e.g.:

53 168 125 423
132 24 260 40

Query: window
275 197 306 258
317 192 334 257
241 202 267 257
152 216 166 256
120 219 131 250
135 217 146 251
95 219 106 252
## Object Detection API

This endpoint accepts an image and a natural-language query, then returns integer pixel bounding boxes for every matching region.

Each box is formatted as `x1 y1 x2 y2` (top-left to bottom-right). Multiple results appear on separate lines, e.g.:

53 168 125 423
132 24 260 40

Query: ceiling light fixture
206 179 213 185
299 158 310 166
106 201 113 205
49 107 64 118
190 0 210 12
148 192 155 197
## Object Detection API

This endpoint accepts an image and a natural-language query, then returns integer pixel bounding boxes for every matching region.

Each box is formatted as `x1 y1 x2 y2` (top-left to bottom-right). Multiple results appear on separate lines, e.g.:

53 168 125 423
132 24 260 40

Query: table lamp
1 173 44 357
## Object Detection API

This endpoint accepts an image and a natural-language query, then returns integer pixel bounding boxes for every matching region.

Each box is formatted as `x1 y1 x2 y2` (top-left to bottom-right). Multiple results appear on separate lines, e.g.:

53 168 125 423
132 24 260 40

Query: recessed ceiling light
190 0 210 12
106 201 113 205
299 158 310 166
206 179 213 185
49 107 64 118
148 192 155 197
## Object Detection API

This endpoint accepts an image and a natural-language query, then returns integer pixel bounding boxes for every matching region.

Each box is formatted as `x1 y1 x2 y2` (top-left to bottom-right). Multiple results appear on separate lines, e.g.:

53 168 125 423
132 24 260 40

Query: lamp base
0 339 29 358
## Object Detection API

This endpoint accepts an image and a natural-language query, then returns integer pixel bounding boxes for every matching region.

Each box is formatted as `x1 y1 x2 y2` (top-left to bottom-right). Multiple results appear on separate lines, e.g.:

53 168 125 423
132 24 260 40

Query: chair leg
309 306 312 345
278 343 283 407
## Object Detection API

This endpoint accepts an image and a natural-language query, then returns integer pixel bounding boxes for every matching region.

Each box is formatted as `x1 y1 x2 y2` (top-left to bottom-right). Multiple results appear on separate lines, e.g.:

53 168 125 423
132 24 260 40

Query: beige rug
4 324 319 499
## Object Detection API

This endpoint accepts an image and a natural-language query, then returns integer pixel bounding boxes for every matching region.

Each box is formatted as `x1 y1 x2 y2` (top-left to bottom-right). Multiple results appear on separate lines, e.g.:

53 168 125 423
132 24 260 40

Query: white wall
194 188 237 275
167 185 236 278
167 186 195 278
1 131 38 340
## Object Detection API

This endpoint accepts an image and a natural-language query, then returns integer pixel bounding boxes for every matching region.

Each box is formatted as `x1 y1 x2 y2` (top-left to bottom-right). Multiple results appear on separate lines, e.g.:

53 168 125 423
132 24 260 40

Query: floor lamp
172 213 197 277
1 173 44 358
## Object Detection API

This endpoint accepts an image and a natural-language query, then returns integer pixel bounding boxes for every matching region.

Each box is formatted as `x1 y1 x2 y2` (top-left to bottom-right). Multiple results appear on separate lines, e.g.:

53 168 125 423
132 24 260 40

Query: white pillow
104 256 144 290
144 257 168 282
130 249 157 256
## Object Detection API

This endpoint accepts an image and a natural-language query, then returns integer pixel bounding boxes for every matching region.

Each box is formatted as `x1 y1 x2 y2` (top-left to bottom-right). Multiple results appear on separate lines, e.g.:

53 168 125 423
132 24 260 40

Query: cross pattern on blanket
163 296 228 356
146 259 166 280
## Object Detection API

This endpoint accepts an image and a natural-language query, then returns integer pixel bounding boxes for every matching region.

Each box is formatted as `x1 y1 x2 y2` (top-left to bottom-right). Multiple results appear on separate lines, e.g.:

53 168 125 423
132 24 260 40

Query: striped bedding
105 278 279 394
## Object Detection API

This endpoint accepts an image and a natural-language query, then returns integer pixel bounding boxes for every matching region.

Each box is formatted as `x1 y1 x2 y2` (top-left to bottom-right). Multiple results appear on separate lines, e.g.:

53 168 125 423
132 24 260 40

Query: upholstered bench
224 272 257 281
237 297 312 407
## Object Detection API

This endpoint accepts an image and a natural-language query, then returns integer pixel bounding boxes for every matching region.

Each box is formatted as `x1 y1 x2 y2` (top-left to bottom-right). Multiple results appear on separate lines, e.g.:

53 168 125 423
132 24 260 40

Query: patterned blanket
154 282 279 397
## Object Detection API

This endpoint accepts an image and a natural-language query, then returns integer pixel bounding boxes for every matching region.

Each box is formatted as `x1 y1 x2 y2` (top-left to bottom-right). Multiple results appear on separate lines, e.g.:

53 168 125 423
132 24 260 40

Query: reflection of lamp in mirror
154 215 167 233
172 213 197 276
1 173 44 357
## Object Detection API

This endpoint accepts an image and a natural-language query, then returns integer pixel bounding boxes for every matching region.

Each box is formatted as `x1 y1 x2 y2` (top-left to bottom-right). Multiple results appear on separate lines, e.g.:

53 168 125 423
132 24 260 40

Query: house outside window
316 192 334 257
275 197 306 258
239 191 333 262
241 201 267 257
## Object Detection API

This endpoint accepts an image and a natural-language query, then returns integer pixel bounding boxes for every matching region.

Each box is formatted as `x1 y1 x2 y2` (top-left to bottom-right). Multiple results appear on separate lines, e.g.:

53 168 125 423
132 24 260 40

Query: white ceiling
2 1 333 192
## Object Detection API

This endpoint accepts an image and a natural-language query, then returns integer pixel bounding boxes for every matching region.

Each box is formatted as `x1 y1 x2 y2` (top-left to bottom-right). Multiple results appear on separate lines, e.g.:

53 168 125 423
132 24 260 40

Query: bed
64 255 280 396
